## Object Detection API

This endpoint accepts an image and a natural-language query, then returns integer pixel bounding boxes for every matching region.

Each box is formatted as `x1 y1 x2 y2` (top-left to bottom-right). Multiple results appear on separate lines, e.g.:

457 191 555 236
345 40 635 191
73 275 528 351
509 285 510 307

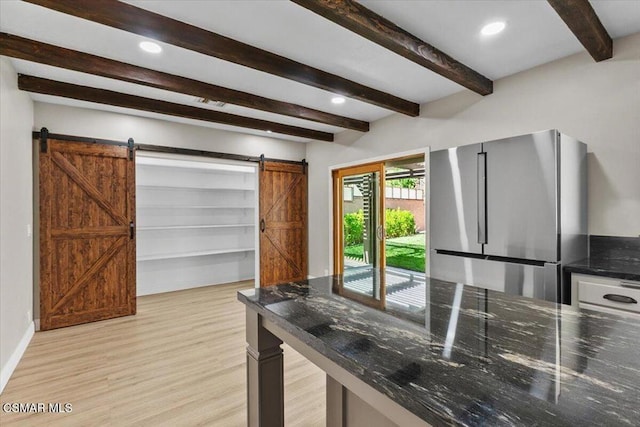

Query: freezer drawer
430 144 483 254
430 251 559 302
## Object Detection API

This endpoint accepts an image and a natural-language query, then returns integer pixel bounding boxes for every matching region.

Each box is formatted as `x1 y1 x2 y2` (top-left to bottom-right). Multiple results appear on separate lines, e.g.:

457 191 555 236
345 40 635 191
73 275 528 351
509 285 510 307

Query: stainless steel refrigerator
430 130 587 303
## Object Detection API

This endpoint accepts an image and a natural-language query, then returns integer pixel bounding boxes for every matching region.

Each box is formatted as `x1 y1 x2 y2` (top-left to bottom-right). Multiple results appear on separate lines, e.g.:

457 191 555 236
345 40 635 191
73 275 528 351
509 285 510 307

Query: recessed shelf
138 248 255 262
136 152 257 296
137 184 254 191
137 205 254 210
137 224 254 231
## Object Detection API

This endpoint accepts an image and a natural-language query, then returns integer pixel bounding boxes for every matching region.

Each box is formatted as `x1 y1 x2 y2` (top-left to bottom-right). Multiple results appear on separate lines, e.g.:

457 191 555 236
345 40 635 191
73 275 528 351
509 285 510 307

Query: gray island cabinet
238 275 640 426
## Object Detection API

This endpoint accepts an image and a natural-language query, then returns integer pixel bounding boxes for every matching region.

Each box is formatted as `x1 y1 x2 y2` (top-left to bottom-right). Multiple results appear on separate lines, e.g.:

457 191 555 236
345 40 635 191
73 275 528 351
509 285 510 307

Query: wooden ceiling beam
0 33 368 132
24 0 420 116
547 0 612 61
291 0 493 96
18 75 334 142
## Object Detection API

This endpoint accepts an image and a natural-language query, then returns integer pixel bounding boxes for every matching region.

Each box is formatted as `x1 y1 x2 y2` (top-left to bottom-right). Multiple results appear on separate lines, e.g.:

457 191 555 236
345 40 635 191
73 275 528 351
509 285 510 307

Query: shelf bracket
128 138 135 160
260 154 265 171
40 127 49 153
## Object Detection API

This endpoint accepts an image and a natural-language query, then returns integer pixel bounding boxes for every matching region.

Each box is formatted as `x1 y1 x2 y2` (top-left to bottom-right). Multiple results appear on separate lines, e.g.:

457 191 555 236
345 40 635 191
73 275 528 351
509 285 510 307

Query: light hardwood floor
0 281 325 426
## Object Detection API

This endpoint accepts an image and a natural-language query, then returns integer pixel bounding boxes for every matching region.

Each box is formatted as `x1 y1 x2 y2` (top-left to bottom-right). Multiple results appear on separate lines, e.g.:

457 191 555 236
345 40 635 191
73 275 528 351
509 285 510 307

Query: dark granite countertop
564 258 640 281
238 275 640 427
565 235 640 281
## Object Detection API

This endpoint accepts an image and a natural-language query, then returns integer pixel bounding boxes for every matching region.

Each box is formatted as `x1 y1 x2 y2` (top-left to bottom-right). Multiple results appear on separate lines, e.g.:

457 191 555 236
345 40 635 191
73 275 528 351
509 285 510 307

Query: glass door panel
333 163 385 308
333 155 427 313
382 156 427 314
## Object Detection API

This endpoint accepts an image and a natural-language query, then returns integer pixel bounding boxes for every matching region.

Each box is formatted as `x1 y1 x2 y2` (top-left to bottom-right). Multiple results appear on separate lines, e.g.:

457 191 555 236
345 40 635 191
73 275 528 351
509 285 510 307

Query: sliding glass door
333 154 427 312
333 163 385 308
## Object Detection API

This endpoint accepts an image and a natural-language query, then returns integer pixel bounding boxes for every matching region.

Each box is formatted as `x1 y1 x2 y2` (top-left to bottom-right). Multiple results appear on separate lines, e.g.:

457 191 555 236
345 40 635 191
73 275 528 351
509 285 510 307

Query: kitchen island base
245 309 428 427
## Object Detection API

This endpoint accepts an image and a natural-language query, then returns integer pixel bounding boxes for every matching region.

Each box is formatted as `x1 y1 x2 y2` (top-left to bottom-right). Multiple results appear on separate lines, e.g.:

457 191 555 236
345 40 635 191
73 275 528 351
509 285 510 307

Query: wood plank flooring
0 281 325 426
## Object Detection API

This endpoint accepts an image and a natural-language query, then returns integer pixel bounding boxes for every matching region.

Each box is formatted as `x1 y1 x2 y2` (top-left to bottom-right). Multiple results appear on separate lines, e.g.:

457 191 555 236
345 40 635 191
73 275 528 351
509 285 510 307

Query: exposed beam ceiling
547 0 613 61
0 33 368 132
24 0 420 117
18 75 334 142
290 0 493 96
5 0 637 142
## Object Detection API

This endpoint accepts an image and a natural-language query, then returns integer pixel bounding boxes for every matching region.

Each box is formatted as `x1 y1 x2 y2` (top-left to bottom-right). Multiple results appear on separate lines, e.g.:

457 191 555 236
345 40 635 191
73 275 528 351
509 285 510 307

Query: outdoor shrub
343 208 415 244
385 208 416 238
343 210 364 245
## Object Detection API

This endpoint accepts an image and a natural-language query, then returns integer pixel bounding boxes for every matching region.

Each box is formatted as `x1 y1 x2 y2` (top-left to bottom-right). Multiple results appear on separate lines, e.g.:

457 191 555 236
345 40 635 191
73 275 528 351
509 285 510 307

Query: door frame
332 162 386 277
328 148 431 278
333 162 387 309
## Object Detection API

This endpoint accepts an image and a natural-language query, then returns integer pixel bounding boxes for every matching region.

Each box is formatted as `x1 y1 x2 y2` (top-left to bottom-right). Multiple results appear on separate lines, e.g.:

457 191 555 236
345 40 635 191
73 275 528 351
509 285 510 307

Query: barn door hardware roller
127 138 134 160
40 127 49 153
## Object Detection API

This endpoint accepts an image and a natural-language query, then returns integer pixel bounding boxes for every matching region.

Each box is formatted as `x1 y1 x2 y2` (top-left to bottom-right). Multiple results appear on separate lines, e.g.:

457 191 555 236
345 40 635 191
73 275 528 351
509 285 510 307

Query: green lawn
386 233 425 246
344 234 426 272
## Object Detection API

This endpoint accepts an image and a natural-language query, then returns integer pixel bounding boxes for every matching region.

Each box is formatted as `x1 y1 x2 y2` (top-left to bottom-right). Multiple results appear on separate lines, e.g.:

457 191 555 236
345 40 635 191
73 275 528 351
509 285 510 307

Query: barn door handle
260 219 265 232
129 222 135 239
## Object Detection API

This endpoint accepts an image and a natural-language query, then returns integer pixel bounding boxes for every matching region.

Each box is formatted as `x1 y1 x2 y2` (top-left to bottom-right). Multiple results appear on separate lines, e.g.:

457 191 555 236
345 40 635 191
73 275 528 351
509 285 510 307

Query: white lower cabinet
572 273 640 318
135 152 257 296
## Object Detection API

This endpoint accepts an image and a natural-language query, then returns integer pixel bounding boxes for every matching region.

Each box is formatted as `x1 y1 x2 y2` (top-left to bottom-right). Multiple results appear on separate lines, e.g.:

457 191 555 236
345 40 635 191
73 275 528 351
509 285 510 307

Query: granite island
238 275 640 426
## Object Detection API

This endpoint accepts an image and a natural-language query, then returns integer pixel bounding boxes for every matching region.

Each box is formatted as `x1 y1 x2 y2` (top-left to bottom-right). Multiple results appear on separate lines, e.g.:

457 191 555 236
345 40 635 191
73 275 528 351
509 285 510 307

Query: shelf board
137 205 254 210
138 224 254 231
136 157 255 174
137 184 254 191
137 163 255 175
138 248 255 261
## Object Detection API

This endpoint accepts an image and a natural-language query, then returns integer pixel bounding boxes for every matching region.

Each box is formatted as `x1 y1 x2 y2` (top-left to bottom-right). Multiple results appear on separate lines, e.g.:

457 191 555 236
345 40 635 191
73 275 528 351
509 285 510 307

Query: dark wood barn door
259 161 308 287
39 138 136 330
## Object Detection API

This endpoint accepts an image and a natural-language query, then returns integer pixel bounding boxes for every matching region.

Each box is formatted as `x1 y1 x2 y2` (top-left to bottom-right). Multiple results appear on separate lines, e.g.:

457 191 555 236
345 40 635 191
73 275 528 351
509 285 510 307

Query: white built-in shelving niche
136 152 257 296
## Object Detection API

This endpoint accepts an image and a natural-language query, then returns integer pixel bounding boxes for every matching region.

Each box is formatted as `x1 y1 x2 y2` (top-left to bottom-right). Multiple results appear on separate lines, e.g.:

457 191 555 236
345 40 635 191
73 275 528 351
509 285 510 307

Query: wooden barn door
259 161 308 287
39 137 136 330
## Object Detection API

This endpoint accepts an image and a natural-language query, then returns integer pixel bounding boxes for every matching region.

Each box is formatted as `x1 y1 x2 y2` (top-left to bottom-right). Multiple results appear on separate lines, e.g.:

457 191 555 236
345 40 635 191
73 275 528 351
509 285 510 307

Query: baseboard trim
0 321 35 394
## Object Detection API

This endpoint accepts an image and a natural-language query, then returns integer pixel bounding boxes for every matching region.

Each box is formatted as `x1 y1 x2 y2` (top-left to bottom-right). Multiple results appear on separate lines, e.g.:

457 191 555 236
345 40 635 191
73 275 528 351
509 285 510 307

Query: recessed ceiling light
139 41 162 53
481 21 506 36
331 96 346 105
266 130 273 134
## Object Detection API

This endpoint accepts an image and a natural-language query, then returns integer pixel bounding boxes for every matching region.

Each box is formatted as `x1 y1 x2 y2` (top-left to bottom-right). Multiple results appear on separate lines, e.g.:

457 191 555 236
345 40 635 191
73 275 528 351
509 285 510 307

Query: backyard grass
384 233 425 246
344 234 425 272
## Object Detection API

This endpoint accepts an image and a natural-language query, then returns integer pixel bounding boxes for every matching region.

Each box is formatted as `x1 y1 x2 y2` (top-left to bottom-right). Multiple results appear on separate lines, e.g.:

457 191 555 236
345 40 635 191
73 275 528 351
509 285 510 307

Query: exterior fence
385 187 424 200
342 186 426 232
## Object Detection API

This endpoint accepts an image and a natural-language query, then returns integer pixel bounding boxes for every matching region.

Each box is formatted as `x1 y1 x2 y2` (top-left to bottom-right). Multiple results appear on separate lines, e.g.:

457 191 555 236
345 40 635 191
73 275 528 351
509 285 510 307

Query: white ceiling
1 0 639 142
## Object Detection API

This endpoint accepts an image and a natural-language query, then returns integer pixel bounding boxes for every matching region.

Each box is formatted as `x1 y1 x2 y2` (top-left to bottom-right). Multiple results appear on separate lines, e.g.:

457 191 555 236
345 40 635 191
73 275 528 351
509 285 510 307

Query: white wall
305 33 640 277
34 103 307 161
0 57 34 392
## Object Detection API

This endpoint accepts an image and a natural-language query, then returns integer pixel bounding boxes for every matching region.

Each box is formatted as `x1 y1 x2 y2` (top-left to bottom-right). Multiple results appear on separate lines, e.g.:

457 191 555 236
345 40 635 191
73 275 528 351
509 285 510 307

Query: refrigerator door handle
477 152 487 244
